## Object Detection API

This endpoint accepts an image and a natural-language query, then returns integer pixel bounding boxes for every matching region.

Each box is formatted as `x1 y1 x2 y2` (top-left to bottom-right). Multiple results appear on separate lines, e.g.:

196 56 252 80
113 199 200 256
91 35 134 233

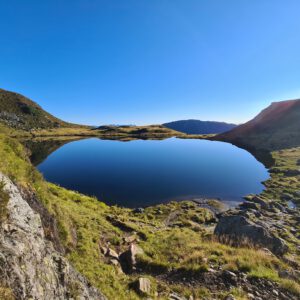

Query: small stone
254 290 260 296
124 235 136 243
133 207 144 213
169 293 187 300
224 294 235 300
261 248 274 256
100 246 107 254
137 277 151 295
247 293 255 299
109 258 119 266
106 248 119 260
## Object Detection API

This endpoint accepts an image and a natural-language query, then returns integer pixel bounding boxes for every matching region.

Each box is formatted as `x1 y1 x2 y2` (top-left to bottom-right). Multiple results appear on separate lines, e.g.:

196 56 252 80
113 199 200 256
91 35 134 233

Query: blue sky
1 1 300 125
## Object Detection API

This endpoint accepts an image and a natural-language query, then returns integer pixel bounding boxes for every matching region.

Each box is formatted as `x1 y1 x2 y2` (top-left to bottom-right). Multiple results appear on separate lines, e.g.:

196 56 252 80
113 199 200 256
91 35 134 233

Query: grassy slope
0 123 300 299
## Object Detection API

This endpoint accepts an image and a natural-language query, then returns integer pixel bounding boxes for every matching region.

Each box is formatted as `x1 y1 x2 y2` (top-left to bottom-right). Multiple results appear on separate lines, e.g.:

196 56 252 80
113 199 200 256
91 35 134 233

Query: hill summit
0 88 78 130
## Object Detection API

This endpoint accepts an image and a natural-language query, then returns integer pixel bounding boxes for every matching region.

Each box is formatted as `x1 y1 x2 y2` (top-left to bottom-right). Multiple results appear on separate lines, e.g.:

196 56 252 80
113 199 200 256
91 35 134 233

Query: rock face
0 173 106 300
214 215 288 255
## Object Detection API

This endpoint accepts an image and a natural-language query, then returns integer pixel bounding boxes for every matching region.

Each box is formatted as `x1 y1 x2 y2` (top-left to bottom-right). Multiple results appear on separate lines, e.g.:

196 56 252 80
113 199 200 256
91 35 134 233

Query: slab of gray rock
137 277 151 295
169 292 187 300
0 173 106 300
214 214 288 255
249 196 270 210
239 201 260 210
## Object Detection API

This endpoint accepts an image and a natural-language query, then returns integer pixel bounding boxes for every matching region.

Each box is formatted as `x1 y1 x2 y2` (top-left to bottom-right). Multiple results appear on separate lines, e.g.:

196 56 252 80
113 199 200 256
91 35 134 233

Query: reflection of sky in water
38 138 269 208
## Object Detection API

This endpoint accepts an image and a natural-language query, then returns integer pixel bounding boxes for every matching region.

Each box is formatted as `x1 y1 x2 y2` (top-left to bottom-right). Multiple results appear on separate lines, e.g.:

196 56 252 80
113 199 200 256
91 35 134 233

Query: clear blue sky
1 1 300 125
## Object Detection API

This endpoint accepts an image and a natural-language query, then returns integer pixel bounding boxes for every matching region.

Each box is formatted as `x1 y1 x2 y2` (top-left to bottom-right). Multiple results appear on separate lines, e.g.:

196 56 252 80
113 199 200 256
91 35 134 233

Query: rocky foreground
0 172 106 300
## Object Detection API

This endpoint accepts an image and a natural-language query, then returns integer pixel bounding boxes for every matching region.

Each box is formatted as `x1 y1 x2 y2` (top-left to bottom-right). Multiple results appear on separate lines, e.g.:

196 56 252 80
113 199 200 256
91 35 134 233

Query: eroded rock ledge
0 173 106 300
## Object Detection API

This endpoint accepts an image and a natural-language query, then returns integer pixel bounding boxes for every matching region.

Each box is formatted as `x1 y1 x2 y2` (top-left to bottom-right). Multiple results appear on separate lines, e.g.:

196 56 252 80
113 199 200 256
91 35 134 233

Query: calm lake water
37 138 269 207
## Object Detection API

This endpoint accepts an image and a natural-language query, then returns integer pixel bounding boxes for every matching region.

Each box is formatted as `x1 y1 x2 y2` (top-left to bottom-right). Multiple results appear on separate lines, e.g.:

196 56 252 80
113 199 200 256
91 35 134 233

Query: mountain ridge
163 119 237 134
216 99 300 151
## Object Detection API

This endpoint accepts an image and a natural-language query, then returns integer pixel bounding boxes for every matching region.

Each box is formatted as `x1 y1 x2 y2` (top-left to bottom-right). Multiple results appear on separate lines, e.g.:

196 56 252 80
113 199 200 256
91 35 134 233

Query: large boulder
214 215 288 255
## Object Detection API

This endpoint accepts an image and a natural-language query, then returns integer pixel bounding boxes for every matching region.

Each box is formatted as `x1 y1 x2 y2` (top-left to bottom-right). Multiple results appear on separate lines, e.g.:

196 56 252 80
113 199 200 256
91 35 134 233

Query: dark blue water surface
37 138 269 207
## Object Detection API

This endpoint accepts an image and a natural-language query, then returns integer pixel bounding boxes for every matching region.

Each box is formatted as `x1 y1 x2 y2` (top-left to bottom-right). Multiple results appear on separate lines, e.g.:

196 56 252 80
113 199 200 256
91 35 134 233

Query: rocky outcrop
214 214 288 255
0 173 106 300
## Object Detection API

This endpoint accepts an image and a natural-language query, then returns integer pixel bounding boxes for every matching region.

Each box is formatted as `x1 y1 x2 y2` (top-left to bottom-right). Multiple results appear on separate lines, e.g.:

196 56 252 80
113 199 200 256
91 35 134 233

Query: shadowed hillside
163 119 236 134
0 88 83 130
216 99 300 151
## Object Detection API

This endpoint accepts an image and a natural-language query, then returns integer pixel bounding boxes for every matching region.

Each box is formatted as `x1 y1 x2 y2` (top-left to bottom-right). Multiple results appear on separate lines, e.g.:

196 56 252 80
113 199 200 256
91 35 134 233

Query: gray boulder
214 215 288 255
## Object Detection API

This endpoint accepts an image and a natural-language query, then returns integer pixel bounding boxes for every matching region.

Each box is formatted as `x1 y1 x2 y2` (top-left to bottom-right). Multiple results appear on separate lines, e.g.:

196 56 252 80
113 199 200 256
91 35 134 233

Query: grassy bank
7 124 184 140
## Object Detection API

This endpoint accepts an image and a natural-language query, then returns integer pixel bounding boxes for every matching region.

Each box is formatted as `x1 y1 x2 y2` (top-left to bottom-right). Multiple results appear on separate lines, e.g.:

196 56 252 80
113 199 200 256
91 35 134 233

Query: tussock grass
0 287 15 300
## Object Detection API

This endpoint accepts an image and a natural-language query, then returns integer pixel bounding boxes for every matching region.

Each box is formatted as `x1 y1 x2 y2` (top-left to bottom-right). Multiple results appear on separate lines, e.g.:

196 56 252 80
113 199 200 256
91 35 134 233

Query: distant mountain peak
163 119 237 134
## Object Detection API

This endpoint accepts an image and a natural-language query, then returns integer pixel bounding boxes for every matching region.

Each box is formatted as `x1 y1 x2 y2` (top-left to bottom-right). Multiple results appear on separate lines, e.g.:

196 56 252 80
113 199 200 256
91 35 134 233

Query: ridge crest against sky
1 0 300 125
